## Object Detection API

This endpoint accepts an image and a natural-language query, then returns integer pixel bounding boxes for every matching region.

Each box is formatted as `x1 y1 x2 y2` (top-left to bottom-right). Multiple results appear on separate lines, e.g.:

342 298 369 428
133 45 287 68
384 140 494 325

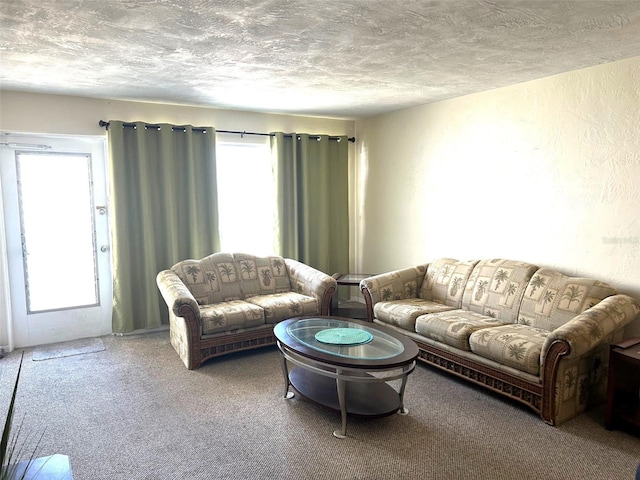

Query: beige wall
0 90 355 137
354 56 640 335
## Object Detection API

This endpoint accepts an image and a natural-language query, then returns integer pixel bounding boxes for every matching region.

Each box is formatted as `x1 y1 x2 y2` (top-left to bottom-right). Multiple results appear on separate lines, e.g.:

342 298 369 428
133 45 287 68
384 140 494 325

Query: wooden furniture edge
415 338 572 425
177 303 203 370
611 337 640 350
321 284 337 315
199 329 279 366
414 340 547 421
540 339 571 425
605 337 640 431
360 284 375 322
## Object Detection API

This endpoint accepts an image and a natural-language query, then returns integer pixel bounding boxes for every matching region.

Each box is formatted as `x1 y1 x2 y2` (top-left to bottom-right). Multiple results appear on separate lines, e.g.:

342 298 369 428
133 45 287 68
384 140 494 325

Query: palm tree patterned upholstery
361 258 640 425
157 252 336 369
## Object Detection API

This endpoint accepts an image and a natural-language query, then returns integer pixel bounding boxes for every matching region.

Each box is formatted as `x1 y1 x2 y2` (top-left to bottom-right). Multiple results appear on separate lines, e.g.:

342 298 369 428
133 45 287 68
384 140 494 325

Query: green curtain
107 121 220 333
271 132 349 276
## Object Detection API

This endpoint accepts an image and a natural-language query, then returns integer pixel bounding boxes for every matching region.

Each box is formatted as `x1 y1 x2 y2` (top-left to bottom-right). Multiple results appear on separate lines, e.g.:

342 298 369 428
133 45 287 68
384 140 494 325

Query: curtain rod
98 121 355 143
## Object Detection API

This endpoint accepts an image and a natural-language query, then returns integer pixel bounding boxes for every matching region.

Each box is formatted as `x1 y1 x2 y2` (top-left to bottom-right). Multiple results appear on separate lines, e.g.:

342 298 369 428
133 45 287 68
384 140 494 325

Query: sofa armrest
156 269 200 319
359 265 429 322
284 259 337 315
541 294 640 362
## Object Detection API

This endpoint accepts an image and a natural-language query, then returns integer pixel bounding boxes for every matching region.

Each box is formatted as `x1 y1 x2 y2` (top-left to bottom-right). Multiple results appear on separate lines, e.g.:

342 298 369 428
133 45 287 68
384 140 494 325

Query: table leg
397 374 409 415
333 372 348 439
278 346 295 399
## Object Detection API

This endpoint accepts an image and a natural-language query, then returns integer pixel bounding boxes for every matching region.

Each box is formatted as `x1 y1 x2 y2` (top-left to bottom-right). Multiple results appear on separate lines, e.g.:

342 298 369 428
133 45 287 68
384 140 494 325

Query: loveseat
156 252 336 369
360 258 640 425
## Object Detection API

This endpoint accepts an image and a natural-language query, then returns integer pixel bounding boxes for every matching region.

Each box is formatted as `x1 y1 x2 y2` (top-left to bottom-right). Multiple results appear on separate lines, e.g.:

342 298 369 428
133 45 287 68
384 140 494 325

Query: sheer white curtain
216 133 277 255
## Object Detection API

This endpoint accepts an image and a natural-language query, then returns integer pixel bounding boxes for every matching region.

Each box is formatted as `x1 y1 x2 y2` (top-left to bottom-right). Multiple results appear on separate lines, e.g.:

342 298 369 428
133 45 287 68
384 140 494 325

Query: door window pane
16 152 98 312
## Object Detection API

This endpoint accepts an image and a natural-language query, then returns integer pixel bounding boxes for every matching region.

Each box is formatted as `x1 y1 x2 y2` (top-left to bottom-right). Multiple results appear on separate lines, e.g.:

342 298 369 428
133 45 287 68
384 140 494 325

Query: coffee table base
289 368 404 417
278 342 414 438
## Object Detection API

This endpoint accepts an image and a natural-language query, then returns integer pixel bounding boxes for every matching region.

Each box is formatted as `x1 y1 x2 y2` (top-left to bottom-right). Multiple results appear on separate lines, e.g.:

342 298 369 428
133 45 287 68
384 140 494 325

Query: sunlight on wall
353 139 369 273
355 56 640 335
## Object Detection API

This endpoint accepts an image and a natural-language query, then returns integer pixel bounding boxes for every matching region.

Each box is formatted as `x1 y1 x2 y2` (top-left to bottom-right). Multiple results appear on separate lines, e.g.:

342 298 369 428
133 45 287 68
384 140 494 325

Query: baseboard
112 325 170 337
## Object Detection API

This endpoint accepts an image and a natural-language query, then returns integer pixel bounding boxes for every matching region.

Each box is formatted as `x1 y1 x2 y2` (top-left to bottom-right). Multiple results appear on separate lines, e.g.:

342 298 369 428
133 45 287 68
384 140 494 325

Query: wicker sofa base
198 329 278 366
414 340 563 425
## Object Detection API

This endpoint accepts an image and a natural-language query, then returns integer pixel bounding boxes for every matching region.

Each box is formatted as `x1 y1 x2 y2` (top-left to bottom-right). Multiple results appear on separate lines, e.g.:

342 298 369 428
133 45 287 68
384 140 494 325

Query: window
216 135 277 255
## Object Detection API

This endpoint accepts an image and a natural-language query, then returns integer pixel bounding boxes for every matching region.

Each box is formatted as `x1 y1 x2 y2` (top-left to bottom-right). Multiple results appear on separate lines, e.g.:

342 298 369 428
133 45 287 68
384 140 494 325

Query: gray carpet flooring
1 331 639 480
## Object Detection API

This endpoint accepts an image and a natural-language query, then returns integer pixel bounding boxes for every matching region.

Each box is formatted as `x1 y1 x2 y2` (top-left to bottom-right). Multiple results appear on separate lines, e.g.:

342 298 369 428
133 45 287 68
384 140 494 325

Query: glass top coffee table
273 316 419 438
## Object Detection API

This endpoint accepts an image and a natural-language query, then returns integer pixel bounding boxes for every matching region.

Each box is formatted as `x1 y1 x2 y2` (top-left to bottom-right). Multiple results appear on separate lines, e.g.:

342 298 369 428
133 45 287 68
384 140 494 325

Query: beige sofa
157 252 336 369
360 258 640 425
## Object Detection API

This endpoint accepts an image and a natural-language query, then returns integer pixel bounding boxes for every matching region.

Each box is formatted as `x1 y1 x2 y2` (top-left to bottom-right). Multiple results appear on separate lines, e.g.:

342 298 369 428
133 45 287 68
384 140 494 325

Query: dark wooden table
605 337 640 432
330 273 374 319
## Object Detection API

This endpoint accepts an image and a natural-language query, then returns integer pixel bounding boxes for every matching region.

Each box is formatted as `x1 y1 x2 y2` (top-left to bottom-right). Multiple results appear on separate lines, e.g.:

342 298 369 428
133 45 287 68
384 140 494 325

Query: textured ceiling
1 1 640 119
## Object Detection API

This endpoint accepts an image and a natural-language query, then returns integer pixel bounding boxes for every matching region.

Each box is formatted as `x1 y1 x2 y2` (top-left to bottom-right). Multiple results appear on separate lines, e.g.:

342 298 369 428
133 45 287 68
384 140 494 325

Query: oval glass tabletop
285 317 405 360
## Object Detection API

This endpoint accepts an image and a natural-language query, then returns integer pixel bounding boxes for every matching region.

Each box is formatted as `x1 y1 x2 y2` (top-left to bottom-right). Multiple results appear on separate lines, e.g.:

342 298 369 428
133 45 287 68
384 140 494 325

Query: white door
0 134 112 348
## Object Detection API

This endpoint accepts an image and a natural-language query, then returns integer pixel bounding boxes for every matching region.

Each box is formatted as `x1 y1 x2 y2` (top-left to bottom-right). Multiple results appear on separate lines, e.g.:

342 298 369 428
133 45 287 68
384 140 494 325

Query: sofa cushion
518 268 618 330
374 299 455 331
419 258 479 308
468 324 550 376
172 252 243 305
200 300 265 335
234 253 292 297
245 292 318 324
462 259 538 323
415 310 505 351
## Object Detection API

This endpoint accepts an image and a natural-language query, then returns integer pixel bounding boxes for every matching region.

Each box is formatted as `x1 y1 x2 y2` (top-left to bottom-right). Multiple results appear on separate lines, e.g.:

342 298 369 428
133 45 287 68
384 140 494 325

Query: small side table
605 337 640 432
330 273 374 319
